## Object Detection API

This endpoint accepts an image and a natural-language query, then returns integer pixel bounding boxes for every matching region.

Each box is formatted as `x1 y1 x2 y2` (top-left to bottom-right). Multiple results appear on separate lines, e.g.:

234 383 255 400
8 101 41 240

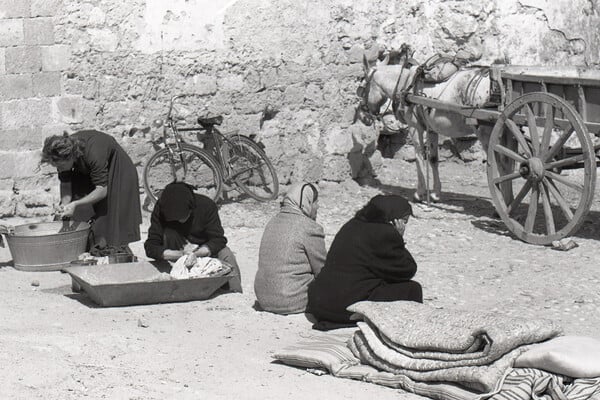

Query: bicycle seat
198 115 223 127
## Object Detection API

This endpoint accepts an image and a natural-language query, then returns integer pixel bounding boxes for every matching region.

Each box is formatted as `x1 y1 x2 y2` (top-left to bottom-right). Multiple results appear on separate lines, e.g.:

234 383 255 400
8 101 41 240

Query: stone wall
1 0 599 216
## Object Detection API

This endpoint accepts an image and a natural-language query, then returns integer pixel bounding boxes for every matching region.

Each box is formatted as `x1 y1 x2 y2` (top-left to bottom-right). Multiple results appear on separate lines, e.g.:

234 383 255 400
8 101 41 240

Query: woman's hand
182 242 199 254
184 252 197 268
58 202 78 218
391 218 407 237
193 245 211 258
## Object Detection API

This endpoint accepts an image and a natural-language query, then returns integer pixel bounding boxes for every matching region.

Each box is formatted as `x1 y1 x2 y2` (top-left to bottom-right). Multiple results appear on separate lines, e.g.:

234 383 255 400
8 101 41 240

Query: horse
356 49 494 203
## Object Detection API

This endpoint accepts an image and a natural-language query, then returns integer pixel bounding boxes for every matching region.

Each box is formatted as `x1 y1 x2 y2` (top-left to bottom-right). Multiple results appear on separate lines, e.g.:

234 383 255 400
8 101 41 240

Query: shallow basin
65 261 235 307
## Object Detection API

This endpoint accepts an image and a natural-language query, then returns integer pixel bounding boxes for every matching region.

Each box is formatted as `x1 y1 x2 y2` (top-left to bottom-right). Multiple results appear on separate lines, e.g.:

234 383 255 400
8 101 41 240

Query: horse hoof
413 193 424 203
430 193 441 203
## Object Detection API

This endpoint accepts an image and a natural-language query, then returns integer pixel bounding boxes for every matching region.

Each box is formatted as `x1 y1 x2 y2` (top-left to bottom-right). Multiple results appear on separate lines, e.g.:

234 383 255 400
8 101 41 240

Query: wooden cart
405 65 600 245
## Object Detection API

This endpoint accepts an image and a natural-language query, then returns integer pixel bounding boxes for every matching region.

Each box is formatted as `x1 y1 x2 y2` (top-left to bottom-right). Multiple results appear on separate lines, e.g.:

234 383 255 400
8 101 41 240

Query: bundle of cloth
347 301 562 392
274 301 600 400
170 255 231 279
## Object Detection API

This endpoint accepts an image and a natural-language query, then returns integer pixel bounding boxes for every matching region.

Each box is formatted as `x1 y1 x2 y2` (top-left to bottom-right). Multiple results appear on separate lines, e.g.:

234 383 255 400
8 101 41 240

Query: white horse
357 52 494 202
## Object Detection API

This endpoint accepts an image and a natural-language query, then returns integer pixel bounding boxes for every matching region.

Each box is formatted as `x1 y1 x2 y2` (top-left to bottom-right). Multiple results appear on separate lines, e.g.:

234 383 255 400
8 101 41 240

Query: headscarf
355 194 413 223
282 182 319 219
158 182 196 221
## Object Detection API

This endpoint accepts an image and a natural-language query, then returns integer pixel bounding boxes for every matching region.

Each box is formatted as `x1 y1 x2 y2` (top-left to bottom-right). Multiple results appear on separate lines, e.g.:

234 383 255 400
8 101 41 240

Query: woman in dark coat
307 194 422 326
144 182 242 293
41 131 142 248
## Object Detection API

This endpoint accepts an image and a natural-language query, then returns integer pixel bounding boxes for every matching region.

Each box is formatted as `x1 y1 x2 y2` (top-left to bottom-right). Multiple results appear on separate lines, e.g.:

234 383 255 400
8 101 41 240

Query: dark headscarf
355 194 413 223
158 182 196 221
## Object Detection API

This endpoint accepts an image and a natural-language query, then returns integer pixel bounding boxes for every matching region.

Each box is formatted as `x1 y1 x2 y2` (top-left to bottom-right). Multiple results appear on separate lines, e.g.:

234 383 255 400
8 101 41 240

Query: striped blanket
274 333 600 400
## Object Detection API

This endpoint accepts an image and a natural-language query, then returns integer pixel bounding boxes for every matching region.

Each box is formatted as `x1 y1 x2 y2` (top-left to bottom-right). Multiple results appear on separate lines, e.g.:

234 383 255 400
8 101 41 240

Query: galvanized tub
65 261 235 307
4 221 90 271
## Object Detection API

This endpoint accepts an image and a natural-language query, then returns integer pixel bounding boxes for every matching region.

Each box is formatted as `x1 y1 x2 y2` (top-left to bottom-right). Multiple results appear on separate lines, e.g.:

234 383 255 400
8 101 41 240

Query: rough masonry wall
1 0 599 217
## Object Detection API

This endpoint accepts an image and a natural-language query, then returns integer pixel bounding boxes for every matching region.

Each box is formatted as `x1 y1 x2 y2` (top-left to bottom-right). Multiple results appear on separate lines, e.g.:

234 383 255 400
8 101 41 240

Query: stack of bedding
346 301 562 392
274 301 600 400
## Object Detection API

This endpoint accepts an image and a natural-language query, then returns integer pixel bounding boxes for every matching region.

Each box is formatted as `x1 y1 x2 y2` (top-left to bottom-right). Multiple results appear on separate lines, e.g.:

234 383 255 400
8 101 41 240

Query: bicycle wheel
143 143 223 204
225 135 279 201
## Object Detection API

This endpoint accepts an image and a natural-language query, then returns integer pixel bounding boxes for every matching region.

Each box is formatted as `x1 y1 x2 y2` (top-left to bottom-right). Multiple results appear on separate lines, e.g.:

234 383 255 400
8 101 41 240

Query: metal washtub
65 261 235 307
4 221 90 271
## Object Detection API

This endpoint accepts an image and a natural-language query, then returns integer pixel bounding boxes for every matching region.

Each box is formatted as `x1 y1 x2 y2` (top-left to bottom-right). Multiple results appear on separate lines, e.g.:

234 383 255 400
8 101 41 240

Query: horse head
354 54 390 126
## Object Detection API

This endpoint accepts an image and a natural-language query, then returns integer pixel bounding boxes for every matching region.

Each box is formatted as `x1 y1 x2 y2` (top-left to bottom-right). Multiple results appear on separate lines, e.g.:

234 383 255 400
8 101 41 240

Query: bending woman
254 183 326 314
42 131 142 248
307 194 422 326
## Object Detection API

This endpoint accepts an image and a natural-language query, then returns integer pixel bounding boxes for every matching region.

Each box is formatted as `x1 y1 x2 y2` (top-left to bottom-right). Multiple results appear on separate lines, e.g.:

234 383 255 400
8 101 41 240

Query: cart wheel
487 92 596 245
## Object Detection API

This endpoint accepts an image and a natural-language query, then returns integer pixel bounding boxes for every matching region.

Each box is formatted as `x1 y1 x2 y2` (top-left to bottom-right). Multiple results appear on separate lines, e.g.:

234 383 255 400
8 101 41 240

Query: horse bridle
355 67 378 125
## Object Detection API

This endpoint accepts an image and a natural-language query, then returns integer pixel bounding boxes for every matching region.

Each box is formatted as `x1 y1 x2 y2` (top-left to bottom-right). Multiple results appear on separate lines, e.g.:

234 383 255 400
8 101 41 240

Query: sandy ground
1 157 600 400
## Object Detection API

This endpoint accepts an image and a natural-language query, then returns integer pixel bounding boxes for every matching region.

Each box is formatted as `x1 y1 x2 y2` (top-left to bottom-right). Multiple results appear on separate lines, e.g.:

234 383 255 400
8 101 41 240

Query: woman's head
158 182 196 222
41 132 83 171
355 194 413 224
282 182 319 220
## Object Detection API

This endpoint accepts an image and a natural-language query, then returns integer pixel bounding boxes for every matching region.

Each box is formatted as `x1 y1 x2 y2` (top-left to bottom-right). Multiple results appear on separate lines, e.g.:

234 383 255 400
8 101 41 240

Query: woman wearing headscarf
307 194 422 327
144 181 242 292
254 182 327 314
41 131 142 249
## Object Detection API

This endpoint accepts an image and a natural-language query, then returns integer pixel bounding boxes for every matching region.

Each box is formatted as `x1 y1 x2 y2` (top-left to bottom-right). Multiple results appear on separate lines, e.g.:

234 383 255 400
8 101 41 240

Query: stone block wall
1 0 599 217
0 0 68 217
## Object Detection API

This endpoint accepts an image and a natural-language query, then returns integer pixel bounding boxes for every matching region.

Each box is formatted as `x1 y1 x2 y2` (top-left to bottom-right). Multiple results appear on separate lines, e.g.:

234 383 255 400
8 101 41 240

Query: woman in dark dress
41 131 142 249
307 194 422 327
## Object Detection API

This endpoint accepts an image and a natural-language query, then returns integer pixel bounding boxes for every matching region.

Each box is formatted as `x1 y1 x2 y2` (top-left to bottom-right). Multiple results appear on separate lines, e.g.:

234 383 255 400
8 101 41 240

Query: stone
0 19 24 47
0 0 31 18
0 191 16 217
0 74 33 100
1 98 52 129
190 74 218 96
0 127 42 151
40 45 71 72
321 155 352 182
23 17 54 45
5 46 42 73
32 71 62 97
0 48 5 74
0 153 16 179
31 0 61 16
15 190 55 217
324 126 353 155
13 151 42 178
51 95 84 124
0 179 14 191
88 28 118 52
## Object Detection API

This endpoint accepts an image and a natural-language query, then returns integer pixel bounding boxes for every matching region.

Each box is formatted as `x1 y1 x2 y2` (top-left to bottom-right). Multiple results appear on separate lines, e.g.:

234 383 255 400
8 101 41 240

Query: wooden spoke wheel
487 92 596 245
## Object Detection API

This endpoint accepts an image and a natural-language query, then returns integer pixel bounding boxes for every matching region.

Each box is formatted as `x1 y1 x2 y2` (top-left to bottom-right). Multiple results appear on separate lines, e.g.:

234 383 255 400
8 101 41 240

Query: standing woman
41 130 142 249
307 194 422 328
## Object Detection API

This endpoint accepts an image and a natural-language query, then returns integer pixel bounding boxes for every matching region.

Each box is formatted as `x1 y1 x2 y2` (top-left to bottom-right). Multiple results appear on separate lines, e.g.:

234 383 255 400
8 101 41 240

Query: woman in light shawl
254 182 327 314
307 194 422 328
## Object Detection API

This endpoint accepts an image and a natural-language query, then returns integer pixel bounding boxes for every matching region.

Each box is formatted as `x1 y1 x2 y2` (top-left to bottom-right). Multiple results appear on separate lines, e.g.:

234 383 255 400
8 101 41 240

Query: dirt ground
1 157 599 400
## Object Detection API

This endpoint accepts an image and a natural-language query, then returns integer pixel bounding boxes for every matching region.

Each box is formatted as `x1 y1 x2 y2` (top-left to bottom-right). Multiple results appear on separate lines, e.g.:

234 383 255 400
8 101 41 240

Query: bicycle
143 95 279 204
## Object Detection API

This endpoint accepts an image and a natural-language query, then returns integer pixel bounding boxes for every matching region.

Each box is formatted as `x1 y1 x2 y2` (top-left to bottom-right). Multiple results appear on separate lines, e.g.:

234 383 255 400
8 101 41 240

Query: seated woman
144 182 242 292
254 182 326 314
307 194 422 327
41 131 142 250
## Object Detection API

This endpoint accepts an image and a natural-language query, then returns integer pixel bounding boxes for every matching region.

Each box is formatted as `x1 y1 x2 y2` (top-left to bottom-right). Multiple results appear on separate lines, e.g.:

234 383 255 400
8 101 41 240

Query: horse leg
427 131 441 202
409 125 428 203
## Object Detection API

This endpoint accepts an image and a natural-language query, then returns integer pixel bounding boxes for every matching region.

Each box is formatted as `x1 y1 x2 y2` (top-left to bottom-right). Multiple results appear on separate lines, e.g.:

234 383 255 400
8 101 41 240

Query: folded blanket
350 326 526 392
346 301 562 392
348 301 562 362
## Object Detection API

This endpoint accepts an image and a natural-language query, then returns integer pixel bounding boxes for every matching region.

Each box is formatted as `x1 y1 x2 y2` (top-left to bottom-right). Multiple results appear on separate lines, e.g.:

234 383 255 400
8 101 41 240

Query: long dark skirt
71 155 141 248
309 280 423 326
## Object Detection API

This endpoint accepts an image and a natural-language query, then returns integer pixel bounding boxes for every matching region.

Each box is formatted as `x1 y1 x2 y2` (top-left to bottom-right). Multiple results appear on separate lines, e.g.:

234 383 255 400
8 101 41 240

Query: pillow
514 336 600 378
